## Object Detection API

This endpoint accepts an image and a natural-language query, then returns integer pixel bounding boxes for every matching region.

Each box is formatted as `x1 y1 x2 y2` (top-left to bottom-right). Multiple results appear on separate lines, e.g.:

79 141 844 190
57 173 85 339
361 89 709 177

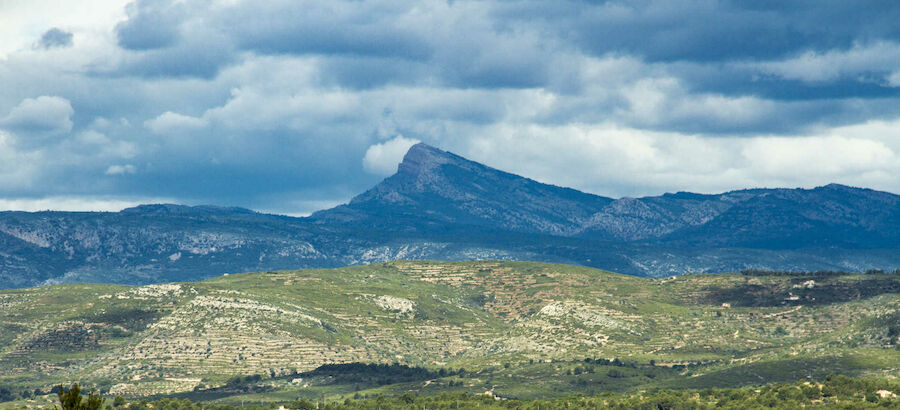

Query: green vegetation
740 268 900 277
0 261 897 406
56 384 104 410
21 376 900 409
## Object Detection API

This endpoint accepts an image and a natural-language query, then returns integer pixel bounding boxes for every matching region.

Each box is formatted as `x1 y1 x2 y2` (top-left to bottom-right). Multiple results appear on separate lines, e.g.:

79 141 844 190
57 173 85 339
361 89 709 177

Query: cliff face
2 143 900 288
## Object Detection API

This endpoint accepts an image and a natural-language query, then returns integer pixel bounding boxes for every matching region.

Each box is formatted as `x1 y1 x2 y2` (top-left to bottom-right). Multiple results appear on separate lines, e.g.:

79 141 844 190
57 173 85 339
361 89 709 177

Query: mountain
313 143 612 235
0 206 325 287
1 143 900 287
315 144 900 248
0 261 897 401
654 184 900 248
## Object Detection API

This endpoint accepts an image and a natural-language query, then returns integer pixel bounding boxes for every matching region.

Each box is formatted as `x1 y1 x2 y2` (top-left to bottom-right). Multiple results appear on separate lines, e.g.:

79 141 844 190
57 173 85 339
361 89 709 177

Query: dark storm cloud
219 2 433 59
115 0 186 50
101 0 900 101
491 0 900 101
104 0 557 88
315 56 431 89
502 0 900 62
666 62 900 102
111 40 236 79
36 28 73 49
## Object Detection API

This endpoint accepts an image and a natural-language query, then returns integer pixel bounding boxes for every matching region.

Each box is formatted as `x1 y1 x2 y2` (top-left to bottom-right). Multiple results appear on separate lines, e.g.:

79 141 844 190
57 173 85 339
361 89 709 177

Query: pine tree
56 383 104 410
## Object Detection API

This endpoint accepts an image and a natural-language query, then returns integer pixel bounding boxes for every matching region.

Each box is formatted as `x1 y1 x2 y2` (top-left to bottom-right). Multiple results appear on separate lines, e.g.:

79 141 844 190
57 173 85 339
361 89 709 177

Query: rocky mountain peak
396 143 456 178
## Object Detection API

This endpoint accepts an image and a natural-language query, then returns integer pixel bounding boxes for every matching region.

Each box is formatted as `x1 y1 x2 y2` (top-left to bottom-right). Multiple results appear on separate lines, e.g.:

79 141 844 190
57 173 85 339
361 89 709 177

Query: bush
287 399 316 410
865 392 879 403
801 384 821 400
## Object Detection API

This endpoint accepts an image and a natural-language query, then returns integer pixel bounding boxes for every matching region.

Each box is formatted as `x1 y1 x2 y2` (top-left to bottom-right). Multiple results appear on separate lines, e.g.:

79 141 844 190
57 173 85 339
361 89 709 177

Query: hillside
0 261 897 404
2 143 900 287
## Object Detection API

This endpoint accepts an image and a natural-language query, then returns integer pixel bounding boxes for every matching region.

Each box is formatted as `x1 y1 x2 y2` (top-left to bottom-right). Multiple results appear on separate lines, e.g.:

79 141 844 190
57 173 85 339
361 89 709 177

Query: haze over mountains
1 143 899 288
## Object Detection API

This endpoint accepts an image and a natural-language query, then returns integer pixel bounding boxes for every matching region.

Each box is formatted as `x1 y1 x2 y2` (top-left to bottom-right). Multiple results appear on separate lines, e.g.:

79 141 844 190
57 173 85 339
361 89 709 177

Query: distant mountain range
2 143 900 288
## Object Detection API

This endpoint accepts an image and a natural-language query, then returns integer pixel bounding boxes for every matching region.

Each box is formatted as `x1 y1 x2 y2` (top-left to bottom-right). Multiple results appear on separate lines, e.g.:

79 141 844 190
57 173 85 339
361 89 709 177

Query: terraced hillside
0 261 897 403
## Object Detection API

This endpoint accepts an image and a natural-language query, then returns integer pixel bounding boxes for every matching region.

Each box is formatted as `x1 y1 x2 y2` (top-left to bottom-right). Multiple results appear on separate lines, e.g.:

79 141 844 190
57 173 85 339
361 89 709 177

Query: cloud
87 0 900 101
0 131 41 188
2 0 900 216
35 28 74 49
0 0 129 58
105 164 136 175
0 96 74 145
451 122 900 198
888 71 900 87
222 1 432 59
747 42 900 83
110 34 237 79
742 136 895 178
363 135 420 176
145 111 206 134
511 0 900 62
115 0 185 50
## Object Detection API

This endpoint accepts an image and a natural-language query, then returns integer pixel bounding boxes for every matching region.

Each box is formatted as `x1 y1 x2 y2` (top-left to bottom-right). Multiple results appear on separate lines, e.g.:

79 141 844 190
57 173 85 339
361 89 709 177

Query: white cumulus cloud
888 71 900 87
741 136 895 185
105 164 136 175
144 111 207 134
362 135 420 176
1 96 74 145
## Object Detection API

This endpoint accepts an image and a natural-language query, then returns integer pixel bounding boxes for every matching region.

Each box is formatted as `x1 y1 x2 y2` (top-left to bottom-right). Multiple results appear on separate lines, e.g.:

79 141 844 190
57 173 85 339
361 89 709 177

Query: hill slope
0 261 897 402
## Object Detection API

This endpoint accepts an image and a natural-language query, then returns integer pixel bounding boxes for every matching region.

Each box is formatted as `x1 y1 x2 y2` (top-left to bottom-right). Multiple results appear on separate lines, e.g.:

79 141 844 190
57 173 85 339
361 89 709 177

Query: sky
2 0 900 216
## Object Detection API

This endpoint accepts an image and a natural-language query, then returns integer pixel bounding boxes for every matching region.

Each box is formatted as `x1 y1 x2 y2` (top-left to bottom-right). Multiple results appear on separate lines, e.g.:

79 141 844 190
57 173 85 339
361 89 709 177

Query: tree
287 398 316 410
398 393 415 404
57 383 104 410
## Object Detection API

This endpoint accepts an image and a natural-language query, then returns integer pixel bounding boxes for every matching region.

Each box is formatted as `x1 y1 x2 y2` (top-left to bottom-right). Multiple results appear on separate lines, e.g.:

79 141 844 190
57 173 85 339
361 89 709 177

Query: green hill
0 261 897 405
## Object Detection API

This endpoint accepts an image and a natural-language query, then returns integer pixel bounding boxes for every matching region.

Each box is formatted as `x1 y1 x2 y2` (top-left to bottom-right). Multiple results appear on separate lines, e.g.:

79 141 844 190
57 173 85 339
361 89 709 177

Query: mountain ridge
1 142 900 287
314 143 900 246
